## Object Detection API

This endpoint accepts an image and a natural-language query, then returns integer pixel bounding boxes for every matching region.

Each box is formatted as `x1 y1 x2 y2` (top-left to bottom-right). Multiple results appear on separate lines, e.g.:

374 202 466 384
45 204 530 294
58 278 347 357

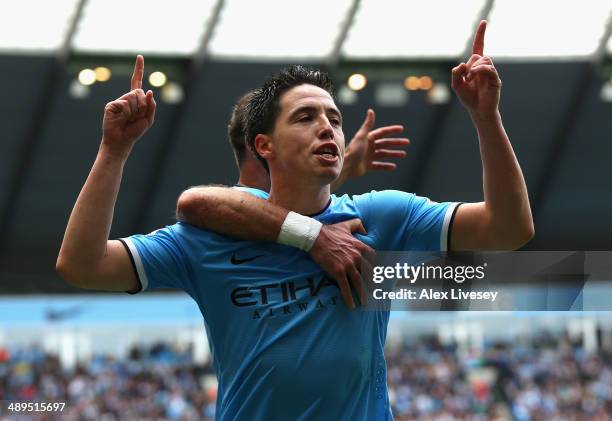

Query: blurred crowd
1 331 611 421
0 343 216 421
386 333 612 420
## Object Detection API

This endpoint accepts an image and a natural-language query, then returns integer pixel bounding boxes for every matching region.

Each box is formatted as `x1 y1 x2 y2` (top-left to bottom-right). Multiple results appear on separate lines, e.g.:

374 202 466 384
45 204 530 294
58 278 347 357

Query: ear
254 134 274 160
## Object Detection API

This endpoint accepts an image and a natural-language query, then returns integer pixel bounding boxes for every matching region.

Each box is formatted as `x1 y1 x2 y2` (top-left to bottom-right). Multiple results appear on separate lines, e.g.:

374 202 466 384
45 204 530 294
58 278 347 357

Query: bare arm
451 111 533 250
449 21 534 251
56 146 138 291
56 55 157 291
177 187 286 242
178 187 373 308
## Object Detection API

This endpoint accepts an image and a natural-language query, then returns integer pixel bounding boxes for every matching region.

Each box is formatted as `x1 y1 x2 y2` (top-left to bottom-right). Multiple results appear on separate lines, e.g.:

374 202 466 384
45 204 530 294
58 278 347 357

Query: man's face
262 84 345 185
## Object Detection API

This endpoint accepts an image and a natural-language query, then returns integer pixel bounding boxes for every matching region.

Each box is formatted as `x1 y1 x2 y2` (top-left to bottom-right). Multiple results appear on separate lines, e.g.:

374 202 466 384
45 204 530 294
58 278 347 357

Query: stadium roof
1 0 611 60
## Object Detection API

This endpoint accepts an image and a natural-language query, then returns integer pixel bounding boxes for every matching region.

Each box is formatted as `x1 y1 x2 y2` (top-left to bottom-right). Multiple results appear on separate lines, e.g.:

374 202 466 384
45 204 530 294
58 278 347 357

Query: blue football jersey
121 189 459 420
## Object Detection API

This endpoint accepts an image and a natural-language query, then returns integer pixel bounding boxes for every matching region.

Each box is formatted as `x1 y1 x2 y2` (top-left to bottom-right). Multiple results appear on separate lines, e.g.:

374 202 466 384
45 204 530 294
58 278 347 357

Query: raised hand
451 21 501 118
343 109 410 178
102 55 157 158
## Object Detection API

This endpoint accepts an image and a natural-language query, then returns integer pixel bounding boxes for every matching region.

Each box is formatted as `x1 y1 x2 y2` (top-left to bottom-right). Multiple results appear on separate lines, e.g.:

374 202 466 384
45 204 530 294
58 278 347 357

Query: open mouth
313 143 339 161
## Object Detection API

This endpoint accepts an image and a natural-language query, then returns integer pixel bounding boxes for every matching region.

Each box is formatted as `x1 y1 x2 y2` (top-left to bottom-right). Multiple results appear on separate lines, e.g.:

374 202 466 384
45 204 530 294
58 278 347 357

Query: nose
317 116 334 140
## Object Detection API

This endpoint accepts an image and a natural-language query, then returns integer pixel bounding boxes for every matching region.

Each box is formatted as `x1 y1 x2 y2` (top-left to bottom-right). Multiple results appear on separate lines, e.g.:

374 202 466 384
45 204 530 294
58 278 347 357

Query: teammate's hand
102 55 156 158
309 219 375 309
451 21 501 118
343 109 410 177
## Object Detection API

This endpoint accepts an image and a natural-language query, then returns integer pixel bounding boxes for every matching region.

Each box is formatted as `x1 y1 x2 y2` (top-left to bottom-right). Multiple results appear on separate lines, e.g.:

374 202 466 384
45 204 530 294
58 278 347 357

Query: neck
238 158 271 192
268 171 331 215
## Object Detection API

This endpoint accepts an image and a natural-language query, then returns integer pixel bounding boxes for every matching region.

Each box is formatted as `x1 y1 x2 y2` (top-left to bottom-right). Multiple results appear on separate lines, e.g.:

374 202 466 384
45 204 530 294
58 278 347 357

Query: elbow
176 190 194 221
56 256 77 287
514 207 535 249
176 189 199 222
505 219 535 250
486 215 534 251
516 219 535 249
515 200 535 248
490 203 534 250
56 255 88 289
176 187 215 222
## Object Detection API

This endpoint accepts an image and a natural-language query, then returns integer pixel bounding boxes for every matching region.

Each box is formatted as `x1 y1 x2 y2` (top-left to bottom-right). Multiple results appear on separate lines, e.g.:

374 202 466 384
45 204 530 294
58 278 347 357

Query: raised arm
449 21 534 250
56 55 157 291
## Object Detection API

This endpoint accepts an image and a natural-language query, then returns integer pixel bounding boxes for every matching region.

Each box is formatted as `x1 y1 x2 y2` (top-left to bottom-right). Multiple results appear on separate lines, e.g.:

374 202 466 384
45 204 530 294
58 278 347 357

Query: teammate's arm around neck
177 186 373 309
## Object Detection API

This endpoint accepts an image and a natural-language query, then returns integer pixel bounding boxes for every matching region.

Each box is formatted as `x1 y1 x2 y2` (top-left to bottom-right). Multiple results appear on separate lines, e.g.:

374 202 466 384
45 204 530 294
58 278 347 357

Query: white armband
277 211 323 251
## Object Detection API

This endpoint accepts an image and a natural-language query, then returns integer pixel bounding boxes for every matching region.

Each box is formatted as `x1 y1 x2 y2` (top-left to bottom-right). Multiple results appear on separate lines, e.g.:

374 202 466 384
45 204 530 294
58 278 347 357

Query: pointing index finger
131 55 144 91
472 20 487 56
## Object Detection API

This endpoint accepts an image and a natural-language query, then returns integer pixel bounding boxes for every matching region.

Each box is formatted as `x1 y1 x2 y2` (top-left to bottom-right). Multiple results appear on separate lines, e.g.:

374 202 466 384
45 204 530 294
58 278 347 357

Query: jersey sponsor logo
250 296 339 319
230 253 264 265
230 275 340 319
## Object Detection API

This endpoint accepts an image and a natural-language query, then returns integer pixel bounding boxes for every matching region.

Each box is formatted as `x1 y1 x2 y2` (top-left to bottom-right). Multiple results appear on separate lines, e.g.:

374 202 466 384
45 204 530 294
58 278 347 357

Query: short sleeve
120 225 192 293
352 190 460 251
232 185 270 199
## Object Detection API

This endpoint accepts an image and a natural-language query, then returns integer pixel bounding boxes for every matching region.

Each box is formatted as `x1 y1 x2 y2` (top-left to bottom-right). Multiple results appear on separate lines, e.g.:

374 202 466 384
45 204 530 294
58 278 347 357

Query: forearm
57 142 128 279
177 186 288 241
472 111 533 237
178 186 372 309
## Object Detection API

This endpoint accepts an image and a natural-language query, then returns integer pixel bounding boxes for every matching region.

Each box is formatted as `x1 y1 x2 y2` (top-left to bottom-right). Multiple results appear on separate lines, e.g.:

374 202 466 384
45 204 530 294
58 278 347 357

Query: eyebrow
290 105 343 122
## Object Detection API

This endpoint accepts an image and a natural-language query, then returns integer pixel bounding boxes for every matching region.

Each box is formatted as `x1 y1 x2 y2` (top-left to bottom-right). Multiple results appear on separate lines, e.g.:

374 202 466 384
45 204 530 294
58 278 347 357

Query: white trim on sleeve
121 237 149 291
440 203 460 252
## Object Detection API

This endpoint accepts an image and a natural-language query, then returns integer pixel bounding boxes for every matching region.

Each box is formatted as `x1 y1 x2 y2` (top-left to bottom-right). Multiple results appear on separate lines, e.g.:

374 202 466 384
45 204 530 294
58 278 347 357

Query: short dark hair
244 65 335 172
227 90 255 168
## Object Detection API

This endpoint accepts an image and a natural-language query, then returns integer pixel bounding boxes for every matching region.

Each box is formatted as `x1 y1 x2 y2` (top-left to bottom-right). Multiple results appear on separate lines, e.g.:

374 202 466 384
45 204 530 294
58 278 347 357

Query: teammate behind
177 90 412 307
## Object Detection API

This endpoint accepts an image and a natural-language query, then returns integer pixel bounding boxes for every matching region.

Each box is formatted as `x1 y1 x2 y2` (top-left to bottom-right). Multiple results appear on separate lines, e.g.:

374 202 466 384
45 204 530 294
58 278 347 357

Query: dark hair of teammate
244 65 335 172
227 90 255 168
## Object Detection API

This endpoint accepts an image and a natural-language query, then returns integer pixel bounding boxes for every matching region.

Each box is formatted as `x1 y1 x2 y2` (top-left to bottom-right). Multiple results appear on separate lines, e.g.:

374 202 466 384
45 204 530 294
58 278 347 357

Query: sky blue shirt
121 189 459 420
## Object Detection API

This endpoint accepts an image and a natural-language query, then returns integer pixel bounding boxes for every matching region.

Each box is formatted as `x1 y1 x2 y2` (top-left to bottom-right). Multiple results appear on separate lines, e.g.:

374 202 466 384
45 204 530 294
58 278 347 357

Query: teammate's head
244 66 344 184
228 90 254 169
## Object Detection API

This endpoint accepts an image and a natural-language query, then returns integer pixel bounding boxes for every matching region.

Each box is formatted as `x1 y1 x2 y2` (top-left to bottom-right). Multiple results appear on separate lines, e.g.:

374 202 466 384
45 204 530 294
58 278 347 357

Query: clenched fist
102 55 157 158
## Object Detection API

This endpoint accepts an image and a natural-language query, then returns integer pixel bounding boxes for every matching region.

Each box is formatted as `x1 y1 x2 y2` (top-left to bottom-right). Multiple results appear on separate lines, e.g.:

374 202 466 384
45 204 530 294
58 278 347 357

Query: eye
329 117 341 126
298 115 312 122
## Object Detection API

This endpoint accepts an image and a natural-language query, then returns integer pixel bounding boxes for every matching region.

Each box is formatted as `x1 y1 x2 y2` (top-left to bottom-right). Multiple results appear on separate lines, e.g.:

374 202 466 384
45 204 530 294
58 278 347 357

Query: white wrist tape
277 211 323 251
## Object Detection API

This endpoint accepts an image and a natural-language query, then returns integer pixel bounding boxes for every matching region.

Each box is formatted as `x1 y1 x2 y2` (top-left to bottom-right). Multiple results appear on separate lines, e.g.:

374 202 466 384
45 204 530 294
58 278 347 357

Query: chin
316 168 341 185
